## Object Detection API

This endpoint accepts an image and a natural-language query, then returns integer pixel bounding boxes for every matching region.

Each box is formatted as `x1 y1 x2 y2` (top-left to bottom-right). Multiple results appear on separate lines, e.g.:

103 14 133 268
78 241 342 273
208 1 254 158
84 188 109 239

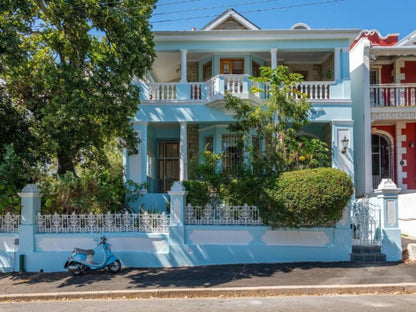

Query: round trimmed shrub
262 167 353 228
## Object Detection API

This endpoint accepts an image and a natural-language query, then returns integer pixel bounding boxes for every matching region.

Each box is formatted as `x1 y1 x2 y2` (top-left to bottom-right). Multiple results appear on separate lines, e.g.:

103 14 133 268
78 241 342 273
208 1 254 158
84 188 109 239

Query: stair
351 245 386 263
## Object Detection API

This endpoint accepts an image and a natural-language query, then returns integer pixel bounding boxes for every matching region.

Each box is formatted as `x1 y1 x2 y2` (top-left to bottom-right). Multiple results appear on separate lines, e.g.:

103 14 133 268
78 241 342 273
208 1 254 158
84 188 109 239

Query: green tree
226 65 328 172
0 0 156 174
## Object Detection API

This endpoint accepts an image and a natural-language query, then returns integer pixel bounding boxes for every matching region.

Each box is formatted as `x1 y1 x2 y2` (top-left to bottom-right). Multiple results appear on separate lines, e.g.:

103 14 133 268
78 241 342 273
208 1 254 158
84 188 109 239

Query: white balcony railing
370 83 416 107
143 76 334 102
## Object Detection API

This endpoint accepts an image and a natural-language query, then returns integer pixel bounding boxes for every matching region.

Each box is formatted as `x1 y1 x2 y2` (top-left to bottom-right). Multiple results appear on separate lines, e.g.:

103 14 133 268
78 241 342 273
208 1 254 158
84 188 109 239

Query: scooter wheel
108 260 121 273
68 262 84 276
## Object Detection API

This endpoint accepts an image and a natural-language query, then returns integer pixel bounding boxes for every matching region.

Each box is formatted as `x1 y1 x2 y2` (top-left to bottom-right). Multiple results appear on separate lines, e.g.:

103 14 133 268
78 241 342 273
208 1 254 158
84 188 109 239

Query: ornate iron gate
351 198 382 245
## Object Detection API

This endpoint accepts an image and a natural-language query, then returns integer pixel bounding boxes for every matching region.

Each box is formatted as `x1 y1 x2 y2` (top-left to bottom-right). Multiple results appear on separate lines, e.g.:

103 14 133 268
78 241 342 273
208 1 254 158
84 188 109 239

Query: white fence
35 211 170 233
0 213 20 233
185 203 263 226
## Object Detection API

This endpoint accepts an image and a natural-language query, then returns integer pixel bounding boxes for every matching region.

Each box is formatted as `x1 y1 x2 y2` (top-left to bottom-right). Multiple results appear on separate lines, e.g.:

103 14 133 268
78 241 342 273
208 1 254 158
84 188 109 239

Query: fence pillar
167 181 187 245
376 179 402 261
17 184 42 271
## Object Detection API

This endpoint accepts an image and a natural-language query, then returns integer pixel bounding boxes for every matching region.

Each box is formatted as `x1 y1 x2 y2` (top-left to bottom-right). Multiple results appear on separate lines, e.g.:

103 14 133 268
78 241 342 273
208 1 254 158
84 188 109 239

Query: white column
362 40 373 194
130 122 148 187
180 49 188 83
180 122 188 181
334 48 341 81
270 48 278 69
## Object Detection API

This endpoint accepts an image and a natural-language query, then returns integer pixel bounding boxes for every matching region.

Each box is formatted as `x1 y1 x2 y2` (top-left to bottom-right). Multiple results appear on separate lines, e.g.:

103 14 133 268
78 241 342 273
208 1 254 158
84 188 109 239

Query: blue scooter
64 236 121 275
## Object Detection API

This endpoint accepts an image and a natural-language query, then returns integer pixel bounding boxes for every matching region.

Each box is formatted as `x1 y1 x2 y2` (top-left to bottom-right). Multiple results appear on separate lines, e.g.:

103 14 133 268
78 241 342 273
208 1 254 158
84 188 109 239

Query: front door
372 134 393 188
158 141 180 193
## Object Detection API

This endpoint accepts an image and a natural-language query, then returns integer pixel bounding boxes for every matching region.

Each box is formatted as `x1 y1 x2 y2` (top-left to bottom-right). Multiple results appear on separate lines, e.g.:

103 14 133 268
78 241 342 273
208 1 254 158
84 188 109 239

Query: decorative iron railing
36 211 170 234
351 198 382 245
185 203 263 226
370 83 416 107
0 212 20 233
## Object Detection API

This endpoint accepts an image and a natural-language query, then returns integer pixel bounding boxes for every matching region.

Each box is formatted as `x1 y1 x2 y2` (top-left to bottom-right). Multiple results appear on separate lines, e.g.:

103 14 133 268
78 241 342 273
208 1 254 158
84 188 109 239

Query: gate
351 198 382 245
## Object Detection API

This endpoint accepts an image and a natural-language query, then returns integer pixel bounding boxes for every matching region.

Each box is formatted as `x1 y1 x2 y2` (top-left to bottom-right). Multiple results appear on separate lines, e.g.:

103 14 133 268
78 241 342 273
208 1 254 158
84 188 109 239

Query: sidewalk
1 238 416 301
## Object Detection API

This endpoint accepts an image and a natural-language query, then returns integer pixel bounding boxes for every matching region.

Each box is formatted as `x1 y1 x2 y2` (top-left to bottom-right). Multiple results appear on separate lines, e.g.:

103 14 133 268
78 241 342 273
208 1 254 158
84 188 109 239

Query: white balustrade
370 84 416 107
145 78 333 102
223 74 245 94
148 83 177 101
185 203 262 226
0 212 20 232
295 82 331 100
36 211 170 233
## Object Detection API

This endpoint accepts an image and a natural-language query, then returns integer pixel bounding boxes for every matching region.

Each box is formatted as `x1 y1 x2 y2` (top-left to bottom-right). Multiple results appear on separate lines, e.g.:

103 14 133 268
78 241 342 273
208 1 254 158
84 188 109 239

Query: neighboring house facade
351 30 416 238
124 9 358 210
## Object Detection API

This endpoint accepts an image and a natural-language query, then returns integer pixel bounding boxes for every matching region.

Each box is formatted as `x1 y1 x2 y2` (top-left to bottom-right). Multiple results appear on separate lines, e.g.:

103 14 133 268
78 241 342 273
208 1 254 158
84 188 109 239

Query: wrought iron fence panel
351 198 382 245
36 211 169 233
185 203 263 225
0 213 20 233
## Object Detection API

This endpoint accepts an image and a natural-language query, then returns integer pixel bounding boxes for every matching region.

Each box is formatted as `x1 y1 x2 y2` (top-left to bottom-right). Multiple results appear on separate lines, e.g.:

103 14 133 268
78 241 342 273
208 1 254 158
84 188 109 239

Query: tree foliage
226 65 323 172
0 0 156 174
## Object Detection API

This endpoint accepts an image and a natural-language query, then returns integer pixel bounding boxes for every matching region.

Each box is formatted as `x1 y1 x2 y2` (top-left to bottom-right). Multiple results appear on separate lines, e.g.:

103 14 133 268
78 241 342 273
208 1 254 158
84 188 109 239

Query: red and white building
351 30 416 235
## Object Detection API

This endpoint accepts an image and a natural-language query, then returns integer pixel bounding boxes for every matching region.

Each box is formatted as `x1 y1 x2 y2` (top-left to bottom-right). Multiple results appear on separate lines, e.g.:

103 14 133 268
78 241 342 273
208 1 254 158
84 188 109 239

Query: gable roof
396 29 416 47
201 8 260 31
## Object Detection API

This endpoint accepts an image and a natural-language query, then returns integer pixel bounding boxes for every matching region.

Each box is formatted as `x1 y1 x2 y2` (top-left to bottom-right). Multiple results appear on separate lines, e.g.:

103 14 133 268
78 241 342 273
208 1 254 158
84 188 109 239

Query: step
351 253 386 263
352 245 382 254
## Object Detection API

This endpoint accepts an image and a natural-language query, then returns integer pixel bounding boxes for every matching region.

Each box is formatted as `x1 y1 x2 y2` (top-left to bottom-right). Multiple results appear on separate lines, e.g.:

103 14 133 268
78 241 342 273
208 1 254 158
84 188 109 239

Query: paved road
2 294 416 312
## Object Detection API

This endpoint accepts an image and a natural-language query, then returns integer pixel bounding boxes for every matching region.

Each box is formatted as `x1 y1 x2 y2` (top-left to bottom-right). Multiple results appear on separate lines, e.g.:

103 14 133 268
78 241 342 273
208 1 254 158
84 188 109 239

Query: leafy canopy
0 0 156 174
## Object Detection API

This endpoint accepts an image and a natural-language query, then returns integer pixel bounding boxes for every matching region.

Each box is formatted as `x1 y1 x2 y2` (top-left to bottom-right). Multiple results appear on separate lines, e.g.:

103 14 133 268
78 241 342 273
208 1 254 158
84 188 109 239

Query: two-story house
125 9 359 210
352 30 416 194
351 30 416 236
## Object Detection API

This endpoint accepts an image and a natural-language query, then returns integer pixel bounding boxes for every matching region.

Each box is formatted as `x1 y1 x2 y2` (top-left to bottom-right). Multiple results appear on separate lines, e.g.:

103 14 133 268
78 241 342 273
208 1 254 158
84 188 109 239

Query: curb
2 283 416 302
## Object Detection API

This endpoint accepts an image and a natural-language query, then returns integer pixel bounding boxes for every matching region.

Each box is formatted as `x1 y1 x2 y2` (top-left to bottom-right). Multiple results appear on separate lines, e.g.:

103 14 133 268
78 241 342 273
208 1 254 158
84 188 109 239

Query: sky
150 0 415 40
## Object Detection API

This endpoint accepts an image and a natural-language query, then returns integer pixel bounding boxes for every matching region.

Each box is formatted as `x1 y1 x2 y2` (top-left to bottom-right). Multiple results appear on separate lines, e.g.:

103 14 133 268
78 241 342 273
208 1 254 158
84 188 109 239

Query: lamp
341 135 349 154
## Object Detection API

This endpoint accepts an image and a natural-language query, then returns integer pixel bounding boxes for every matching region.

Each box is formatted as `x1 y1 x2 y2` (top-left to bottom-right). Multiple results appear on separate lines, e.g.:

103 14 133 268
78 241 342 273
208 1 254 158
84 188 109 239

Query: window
222 134 243 171
220 58 244 75
205 136 213 152
202 61 212 81
252 61 261 77
147 153 154 178
370 69 379 84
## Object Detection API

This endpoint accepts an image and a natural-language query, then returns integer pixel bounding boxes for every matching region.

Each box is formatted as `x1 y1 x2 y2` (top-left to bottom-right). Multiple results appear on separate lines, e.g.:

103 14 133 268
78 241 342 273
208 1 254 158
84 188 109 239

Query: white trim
396 122 407 190
154 30 360 43
201 9 260 31
198 124 229 132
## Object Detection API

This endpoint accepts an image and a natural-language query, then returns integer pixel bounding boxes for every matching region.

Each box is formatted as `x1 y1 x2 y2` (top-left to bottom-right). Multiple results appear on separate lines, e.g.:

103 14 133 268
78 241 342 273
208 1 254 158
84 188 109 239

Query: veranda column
334 48 341 81
270 48 278 69
180 49 188 83
129 122 148 189
180 122 188 181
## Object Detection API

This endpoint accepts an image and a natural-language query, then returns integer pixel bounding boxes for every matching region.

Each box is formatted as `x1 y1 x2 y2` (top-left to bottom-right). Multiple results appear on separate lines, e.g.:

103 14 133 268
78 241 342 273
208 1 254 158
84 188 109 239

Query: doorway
158 141 180 193
371 134 393 189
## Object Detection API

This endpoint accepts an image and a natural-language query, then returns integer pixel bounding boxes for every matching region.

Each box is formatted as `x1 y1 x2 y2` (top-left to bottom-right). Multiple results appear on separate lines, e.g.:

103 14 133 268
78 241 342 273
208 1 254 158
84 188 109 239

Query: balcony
140 75 334 103
370 83 416 107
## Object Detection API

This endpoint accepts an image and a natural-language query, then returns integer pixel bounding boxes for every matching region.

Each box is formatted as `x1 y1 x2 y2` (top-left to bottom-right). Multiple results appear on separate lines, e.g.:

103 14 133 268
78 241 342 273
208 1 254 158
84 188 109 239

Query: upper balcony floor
138 47 352 104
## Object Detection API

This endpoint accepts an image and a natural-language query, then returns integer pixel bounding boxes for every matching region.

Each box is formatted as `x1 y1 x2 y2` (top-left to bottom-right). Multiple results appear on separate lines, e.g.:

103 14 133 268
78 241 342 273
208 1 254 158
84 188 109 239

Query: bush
40 168 141 214
182 180 210 206
262 167 353 228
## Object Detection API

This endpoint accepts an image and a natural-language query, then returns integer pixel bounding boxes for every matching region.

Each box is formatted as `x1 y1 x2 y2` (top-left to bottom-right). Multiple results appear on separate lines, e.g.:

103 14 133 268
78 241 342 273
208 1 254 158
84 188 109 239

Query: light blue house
125 9 358 209
0 11 404 273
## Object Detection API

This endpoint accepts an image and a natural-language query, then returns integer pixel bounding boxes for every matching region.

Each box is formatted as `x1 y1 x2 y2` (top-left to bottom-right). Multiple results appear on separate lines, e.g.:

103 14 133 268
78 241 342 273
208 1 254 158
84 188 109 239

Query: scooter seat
74 248 95 255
